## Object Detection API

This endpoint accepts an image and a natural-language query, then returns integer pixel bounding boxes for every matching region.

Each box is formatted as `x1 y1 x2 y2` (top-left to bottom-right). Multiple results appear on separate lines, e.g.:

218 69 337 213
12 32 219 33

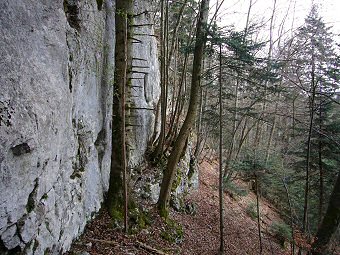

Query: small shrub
246 202 258 220
160 219 184 244
184 202 197 215
128 207 152 234
270 221 292 247
110 208 124 229
224 181 248 197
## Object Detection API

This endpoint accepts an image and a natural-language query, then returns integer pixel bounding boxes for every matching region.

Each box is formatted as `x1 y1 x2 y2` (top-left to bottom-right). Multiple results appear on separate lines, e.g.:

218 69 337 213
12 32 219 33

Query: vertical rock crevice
26 179 39 214
94 128 106 172
96 0 103 11
63 0 81 32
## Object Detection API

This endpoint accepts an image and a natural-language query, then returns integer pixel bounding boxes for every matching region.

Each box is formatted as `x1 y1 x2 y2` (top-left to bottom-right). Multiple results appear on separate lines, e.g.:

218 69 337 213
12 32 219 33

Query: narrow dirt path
67 160 290 255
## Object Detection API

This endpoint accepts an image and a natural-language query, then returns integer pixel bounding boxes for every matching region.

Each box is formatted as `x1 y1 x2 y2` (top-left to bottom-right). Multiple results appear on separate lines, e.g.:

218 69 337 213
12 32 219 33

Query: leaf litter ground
66 160 291 255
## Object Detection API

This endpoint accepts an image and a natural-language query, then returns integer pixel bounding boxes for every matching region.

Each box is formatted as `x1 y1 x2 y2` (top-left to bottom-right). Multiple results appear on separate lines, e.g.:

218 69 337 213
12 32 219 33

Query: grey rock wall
0 0 159 254
127 2 160 167
0 0 113 253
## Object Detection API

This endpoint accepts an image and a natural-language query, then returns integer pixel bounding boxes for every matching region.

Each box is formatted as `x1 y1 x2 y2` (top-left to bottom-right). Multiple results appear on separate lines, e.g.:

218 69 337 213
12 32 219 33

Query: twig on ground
135 240 169 255
87 238 119 246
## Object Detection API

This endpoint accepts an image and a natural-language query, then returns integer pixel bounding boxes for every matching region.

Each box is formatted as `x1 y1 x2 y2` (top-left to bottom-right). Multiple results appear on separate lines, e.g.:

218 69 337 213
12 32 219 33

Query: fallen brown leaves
172 160 289 255
66 160 292 255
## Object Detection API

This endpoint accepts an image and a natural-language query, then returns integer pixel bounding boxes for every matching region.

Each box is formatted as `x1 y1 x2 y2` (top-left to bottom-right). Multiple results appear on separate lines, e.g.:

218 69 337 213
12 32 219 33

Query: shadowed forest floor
66 160 290 255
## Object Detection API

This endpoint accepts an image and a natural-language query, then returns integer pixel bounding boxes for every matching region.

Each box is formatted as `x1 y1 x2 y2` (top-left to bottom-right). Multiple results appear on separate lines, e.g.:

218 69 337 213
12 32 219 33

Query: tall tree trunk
157 0 210 217
165 66 188 155
153 0 166 158
224 76 240 175
164 0 169 143
318 135 324 226
107 0 133 234
167 0 189 67
253 0 276 150
318 100 324 226
151 99 161 147
265 93 279 164
166 52 188 144
303 51 317 234
292 96 297 137
194 87 208 160
169 39 178 130
283 178 295 255
166 16 197 147
311 172 340 255
194 86 203 158
223 0 253 178
193 56 205 160
255 174 263 254
121 15 128 234
235 118 249 160
218 43 225 255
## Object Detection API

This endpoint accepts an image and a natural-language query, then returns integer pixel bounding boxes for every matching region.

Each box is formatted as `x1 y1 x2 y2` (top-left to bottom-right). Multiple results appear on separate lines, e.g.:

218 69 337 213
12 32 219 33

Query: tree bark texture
166 17 196 147
318 103 324 226
107 0 133 232
283 178 295 255
153 0 166 158
157 0 210 217
255 175 263 254
303 49 317 233
218 43 225 255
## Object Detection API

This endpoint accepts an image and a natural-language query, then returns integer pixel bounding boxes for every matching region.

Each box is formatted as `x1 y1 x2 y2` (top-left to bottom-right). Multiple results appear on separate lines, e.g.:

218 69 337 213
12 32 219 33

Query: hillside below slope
67 159 290 255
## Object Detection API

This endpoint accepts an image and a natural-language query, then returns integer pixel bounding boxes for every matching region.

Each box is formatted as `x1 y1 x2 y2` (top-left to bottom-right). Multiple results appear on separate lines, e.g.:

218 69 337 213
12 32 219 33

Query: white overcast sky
210 0 340 43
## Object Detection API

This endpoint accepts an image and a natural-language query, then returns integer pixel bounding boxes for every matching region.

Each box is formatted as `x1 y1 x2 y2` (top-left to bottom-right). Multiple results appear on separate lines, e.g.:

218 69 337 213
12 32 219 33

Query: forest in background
106 0 340 254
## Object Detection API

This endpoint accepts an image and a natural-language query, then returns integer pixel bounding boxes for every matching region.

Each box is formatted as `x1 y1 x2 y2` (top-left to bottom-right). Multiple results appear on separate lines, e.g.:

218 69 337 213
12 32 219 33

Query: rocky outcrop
134 138 199 209
0 0 159 254
169 139 199 211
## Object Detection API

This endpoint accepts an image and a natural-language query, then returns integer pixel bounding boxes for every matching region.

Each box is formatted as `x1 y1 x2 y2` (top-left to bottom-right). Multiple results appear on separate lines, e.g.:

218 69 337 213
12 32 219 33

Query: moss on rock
160 219 184 244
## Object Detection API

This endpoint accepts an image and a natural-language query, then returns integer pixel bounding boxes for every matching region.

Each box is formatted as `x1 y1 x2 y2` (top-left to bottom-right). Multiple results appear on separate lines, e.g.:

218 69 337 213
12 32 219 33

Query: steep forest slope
66 159 290 255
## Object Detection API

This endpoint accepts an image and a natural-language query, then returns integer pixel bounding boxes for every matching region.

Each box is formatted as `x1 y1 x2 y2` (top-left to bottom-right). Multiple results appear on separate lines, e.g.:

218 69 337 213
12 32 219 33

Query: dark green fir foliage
284 6 340 234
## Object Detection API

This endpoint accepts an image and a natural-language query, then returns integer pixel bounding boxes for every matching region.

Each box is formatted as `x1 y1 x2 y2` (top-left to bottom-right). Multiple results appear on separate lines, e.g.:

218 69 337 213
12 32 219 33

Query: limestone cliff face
0 0 159 254
127 2 160 167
